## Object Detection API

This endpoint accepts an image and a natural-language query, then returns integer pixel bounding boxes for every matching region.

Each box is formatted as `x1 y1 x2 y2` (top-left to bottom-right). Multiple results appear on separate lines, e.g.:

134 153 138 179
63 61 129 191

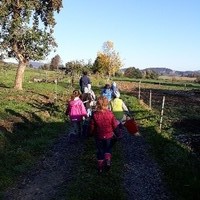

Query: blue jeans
95 138 112 160
69 120 82 136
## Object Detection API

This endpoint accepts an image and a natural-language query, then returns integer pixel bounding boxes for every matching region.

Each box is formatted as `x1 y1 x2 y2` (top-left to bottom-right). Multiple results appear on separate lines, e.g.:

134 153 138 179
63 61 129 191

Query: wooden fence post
159 96 165 131
138 80 141 100
54 79 58 102
45 72 48 82
149 90 152 110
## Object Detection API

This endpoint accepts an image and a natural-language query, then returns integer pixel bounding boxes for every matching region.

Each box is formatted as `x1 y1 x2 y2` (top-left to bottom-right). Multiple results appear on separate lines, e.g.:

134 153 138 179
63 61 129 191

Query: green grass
120 92 200 200
132 105 200 199
0 65 70 194
142 127 200 200
0 64 200 199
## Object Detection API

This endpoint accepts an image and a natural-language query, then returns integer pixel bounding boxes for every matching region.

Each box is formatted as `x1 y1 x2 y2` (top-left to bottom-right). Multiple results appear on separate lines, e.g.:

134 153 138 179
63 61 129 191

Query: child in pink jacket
66 90 87 139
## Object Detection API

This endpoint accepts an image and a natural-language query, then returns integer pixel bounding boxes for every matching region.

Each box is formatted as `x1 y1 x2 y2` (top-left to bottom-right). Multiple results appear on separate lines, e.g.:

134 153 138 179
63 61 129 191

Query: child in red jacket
89 96 118 173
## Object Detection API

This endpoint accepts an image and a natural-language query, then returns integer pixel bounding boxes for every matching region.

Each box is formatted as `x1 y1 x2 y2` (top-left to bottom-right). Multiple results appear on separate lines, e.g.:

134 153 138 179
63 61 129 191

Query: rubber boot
97 160 104 174
104 153 111 171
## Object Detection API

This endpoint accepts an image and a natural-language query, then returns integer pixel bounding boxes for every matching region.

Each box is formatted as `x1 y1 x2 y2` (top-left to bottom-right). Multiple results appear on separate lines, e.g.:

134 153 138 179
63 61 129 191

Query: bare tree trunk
14 61 27 90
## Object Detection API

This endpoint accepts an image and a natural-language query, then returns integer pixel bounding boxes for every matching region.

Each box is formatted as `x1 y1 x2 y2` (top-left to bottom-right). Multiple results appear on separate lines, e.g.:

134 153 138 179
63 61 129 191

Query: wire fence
130 81 200 135
129 80 200 153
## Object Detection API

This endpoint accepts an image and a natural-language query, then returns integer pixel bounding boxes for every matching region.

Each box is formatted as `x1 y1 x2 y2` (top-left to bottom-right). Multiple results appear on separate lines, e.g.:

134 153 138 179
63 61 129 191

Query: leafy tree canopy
144 69 159 79
0 0 62 90
93 41 122 76
124 67 143 79
65 60 85 76
50 54 61 70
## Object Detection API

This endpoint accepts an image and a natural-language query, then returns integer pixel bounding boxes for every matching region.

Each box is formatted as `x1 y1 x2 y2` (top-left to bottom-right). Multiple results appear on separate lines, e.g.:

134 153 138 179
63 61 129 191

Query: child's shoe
105 161 111 172
97 160 104 174
104 153 111 171
98 168 103 174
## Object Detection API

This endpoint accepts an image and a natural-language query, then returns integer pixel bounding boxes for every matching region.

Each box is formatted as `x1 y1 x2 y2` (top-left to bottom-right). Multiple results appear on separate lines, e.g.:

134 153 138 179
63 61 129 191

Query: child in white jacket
81 84 96 117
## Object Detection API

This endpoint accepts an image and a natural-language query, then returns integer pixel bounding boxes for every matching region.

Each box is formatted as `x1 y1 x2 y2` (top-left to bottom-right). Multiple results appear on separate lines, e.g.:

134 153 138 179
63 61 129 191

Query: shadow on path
3 132 84 200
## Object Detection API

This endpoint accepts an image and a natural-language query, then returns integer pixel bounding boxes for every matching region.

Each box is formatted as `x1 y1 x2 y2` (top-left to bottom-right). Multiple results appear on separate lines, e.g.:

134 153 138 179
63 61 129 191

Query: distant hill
3 59 45 68
121 67 200 76
29 61 44 68
144 67 200 76
143 68 174 75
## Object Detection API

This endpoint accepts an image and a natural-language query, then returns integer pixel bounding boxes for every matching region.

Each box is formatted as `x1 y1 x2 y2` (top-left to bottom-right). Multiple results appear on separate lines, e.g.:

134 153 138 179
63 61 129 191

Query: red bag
124 118 139 135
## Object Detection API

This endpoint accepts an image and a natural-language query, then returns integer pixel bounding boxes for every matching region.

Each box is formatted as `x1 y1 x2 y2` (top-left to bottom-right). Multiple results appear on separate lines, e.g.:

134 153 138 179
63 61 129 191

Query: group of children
66 82 129 173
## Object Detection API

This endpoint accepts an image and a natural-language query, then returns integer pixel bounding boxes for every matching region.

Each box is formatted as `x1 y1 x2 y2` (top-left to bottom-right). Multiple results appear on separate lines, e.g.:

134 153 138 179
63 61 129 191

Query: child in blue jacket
101 84 113 101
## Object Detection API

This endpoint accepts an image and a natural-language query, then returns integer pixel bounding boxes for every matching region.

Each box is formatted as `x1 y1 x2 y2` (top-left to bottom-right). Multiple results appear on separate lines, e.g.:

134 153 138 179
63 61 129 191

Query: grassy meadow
0 66 68 192
0 64 200 199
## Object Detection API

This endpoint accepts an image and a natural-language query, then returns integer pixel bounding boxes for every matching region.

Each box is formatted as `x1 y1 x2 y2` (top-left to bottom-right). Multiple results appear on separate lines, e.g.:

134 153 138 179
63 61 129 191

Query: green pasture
0 65 200 199
113 76 200 90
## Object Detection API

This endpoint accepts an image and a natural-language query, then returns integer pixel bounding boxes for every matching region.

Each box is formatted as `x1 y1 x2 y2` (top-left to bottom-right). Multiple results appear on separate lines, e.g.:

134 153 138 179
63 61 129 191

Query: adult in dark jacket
79 71 91 93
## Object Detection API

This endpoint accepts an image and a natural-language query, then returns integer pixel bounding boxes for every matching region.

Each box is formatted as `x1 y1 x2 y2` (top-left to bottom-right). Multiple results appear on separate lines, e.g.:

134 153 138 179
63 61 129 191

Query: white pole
55 79 58 102
159 96 165 131
45 71 48 82
149 90 152 109
138 80 141 100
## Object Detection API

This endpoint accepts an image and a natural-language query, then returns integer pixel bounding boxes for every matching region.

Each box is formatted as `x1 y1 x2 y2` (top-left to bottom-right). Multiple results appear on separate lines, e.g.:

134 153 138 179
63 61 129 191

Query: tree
102 41 122 76
85 59 93 73
124 67 143 79
93 41 122 76
65 60 85 75
50 54 61 71
65 60 85 86
144 70 159 79
195 75 200 84
0 0 62 90
40 64 49 70
93 53 108 74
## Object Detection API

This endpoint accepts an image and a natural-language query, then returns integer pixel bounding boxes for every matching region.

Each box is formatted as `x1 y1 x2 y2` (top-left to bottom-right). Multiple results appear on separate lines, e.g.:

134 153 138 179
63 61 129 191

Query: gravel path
122 132 172 200
3 130 173 200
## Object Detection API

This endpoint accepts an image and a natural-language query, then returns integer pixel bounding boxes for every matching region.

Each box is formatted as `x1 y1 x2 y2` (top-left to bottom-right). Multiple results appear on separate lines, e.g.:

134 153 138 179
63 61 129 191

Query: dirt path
3 133 85 200
3 131 172 200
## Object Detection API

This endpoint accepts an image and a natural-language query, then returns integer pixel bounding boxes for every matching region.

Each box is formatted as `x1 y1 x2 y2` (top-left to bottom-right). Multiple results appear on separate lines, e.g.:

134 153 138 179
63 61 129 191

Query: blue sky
48 0 200 71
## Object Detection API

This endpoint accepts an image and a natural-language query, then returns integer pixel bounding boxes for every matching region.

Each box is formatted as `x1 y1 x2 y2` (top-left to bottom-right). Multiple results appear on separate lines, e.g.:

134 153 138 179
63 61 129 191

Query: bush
195 76 200 83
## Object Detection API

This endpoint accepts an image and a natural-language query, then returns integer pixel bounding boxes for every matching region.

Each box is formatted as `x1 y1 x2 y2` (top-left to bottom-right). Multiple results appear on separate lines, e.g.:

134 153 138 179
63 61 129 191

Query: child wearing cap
110 91 129 138
111 82 120 96
110 91 129 120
